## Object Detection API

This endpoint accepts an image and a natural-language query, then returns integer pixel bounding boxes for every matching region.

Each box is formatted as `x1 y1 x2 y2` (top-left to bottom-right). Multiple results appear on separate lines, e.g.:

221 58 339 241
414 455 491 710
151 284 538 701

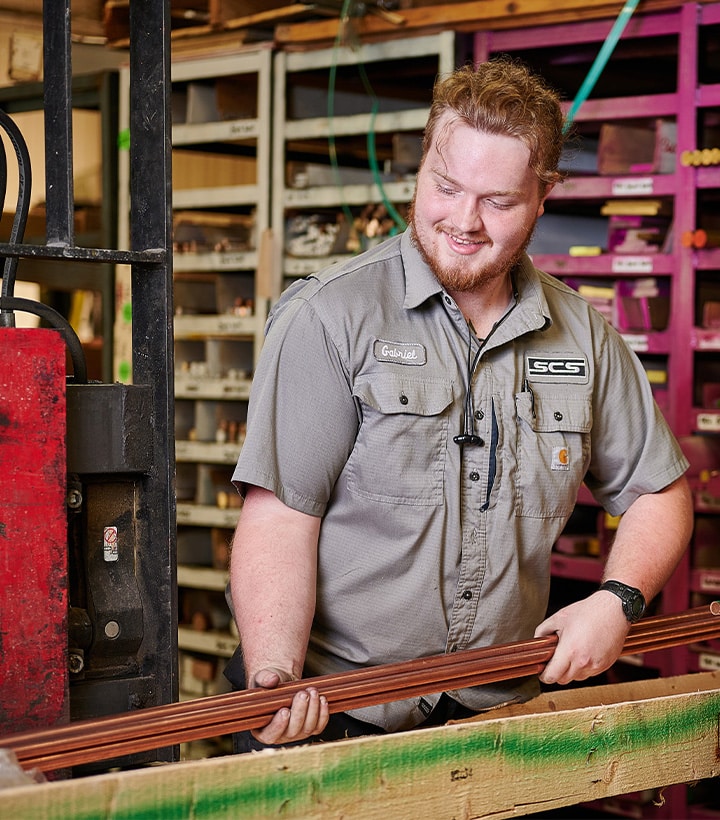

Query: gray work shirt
233 230 688 731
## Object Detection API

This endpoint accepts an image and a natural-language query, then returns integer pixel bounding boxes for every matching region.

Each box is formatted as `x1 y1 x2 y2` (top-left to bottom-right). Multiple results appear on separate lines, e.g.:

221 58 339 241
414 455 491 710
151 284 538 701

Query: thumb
534 613 559 639
250 667 298 690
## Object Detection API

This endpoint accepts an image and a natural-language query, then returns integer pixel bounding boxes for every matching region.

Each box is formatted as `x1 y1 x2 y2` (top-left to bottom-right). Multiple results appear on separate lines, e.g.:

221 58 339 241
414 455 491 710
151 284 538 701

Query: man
225 58 693 748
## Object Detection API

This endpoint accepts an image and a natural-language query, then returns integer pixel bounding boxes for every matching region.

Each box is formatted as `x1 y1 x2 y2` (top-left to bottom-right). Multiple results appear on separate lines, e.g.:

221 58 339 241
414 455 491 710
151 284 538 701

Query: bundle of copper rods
3 602 719 773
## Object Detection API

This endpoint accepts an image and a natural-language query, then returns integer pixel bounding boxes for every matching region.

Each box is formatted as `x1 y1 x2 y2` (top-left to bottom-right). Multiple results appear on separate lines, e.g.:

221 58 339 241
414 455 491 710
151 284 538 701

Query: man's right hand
249 667 330 745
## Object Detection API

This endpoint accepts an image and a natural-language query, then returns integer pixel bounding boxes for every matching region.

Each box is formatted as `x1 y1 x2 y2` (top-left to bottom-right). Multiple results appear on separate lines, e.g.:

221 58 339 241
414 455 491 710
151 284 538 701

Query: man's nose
452 198 483 233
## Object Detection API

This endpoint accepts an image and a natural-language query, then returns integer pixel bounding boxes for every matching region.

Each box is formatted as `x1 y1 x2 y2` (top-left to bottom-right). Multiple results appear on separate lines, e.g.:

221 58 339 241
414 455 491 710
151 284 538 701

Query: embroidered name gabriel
373 339 427 366
382 344 419 360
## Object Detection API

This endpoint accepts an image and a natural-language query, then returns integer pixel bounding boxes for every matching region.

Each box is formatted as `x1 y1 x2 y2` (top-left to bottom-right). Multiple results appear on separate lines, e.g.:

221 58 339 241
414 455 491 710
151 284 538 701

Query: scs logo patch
526 355 588 383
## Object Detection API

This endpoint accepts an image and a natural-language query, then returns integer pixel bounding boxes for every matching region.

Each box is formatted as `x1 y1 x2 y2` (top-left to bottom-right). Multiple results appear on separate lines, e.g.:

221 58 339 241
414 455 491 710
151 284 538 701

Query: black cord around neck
454 291 518 448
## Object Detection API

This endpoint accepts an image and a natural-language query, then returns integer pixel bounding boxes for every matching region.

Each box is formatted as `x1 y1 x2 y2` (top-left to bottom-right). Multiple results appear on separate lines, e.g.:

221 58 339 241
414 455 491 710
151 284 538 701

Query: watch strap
599 579 646 623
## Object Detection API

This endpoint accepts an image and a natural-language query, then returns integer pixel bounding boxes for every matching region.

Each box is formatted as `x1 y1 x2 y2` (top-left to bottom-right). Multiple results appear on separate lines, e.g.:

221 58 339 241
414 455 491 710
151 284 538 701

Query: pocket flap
354 376 455 416
517 393 592 433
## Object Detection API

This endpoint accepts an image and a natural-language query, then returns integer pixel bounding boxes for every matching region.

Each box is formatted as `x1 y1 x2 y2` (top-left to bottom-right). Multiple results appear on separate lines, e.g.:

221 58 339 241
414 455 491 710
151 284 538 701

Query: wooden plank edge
0 671 718 819
274 0 698 47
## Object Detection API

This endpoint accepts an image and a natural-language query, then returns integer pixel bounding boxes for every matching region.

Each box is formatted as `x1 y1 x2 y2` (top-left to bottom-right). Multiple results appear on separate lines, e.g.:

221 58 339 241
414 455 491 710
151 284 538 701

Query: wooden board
274 0 700 48
1 672 718 818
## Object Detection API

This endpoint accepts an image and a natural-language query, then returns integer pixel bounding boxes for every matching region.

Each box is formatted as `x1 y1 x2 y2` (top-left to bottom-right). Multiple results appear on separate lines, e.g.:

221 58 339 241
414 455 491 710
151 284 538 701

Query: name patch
526 354 588 383
374 339 427 366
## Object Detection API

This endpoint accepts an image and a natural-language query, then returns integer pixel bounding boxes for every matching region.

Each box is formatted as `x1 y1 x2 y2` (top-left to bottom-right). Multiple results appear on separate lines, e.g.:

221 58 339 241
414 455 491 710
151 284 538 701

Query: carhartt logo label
374 339 426 366
551 445 570 471
526 355 588 383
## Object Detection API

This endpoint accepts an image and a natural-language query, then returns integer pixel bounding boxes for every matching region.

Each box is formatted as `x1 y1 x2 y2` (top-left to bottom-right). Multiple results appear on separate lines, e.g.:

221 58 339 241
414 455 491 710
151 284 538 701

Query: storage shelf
550 553 604 583
172 119 261 145
690 650 720 672
550 174 677 200
173 184 262 209
173 250 258 273
284 107 429 141
531 253 675 277
175 376 253 400
169 42 270 639
176 439 242 465
273 30 456 290
562 92 678 122
693 409 720 434
619 331 672 355
284 253 354 277
283 178 417 209
689 568 720 595
177 626 237 658
693 328 720 351
174 314 262 338
176 502 242 529
281 31 454 72
177 564 228 592
481 12 720 815
171 47 273 82
695 248 720 270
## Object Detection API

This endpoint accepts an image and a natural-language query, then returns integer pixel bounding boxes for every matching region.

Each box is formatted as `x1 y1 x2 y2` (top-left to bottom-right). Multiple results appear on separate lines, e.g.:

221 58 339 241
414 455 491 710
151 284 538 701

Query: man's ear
537 183 556 217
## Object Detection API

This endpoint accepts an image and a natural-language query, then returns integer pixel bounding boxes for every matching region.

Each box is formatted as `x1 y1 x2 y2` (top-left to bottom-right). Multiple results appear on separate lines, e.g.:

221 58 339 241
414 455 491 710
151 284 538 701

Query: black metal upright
125 0 180 761
43 0 75 247
0 0 178 770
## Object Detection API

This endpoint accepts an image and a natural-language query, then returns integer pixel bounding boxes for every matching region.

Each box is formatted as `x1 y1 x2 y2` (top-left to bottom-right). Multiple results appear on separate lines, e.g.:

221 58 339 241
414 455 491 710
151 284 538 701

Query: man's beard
408 205 537 293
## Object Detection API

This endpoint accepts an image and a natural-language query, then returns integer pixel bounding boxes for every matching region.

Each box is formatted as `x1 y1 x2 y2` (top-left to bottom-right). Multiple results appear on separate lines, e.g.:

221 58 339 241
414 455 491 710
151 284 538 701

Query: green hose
563 0 641 133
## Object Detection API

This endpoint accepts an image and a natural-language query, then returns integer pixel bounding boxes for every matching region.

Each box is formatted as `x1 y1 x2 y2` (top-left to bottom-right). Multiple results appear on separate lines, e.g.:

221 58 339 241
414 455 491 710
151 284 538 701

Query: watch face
601 580 645 623
626 592 645 621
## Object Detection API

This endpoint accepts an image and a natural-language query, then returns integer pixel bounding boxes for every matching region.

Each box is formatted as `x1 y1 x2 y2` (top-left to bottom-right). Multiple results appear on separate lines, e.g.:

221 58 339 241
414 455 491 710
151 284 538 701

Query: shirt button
399 393 409 405
462 590 473 600
469 470 480 481
554 411 563 421
474 409 484 421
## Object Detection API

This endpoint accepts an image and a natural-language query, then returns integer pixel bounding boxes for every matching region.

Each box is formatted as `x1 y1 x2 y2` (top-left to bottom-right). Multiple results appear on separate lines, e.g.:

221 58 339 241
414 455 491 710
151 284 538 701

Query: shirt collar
400 229 444 309
512 253 553 333
400 229 551 335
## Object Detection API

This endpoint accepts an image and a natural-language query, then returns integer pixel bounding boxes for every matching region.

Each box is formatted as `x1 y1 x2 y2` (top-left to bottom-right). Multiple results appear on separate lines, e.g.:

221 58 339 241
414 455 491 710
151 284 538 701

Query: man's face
409 112 551 293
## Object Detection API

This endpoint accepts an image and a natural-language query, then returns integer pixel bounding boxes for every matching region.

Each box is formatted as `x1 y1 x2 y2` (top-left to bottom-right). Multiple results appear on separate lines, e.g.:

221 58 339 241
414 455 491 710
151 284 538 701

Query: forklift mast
0 0 178 771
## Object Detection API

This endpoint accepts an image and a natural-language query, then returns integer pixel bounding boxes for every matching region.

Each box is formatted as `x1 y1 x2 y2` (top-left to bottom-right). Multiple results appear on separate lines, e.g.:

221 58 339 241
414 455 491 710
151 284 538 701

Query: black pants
232 693 478 754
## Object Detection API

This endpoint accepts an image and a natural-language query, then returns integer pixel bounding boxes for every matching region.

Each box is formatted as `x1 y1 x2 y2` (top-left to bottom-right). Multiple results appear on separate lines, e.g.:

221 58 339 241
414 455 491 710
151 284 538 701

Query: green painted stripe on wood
3 688 719 819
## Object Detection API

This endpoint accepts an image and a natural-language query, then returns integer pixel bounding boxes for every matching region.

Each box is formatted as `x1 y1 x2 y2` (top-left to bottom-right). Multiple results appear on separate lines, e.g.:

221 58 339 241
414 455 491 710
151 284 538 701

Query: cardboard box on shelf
614 277 670 332
210 0 286 21
597 119 676 176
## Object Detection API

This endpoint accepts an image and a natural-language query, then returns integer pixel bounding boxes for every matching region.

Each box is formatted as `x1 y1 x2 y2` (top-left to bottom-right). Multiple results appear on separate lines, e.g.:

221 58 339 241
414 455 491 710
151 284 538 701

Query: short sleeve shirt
233 230 688 731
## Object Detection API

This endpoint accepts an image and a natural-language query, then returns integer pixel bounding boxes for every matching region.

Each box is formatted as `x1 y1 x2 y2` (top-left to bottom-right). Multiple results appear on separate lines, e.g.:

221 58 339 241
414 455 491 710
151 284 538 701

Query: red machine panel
0 328 68 733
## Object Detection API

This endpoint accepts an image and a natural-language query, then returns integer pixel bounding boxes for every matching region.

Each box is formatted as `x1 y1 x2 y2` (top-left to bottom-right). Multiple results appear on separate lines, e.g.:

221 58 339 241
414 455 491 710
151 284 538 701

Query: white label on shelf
287 188 313 203
697 413 720 432
611 177 654 196
611 256 654 274
621 334 649 352
214 252 253 269
176 506 193 523
699 570 720 592
229 121 257 138
697 333 720 350
697 652 720 671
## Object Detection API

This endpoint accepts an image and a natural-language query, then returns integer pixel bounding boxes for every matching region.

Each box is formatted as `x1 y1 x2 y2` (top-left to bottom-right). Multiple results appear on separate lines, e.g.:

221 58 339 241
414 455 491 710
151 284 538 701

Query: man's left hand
534 591 631 685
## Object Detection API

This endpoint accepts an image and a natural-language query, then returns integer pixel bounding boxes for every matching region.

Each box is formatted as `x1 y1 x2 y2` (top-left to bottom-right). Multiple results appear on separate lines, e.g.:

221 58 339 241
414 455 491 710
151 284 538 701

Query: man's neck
449 277 515 339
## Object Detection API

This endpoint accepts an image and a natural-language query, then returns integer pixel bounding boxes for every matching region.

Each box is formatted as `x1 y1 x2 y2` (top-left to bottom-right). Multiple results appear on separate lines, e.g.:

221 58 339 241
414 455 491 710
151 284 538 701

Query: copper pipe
6 639 558 761
3 604 718 772
10 606 709 758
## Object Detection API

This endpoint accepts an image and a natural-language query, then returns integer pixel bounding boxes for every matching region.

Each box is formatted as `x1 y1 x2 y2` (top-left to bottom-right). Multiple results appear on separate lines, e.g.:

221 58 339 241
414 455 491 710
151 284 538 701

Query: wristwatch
599 580 646 623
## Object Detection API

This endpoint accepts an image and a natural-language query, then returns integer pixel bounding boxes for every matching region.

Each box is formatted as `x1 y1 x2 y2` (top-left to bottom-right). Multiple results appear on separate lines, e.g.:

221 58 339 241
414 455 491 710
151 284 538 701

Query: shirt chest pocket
348 376 455 506
514 391 592 519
